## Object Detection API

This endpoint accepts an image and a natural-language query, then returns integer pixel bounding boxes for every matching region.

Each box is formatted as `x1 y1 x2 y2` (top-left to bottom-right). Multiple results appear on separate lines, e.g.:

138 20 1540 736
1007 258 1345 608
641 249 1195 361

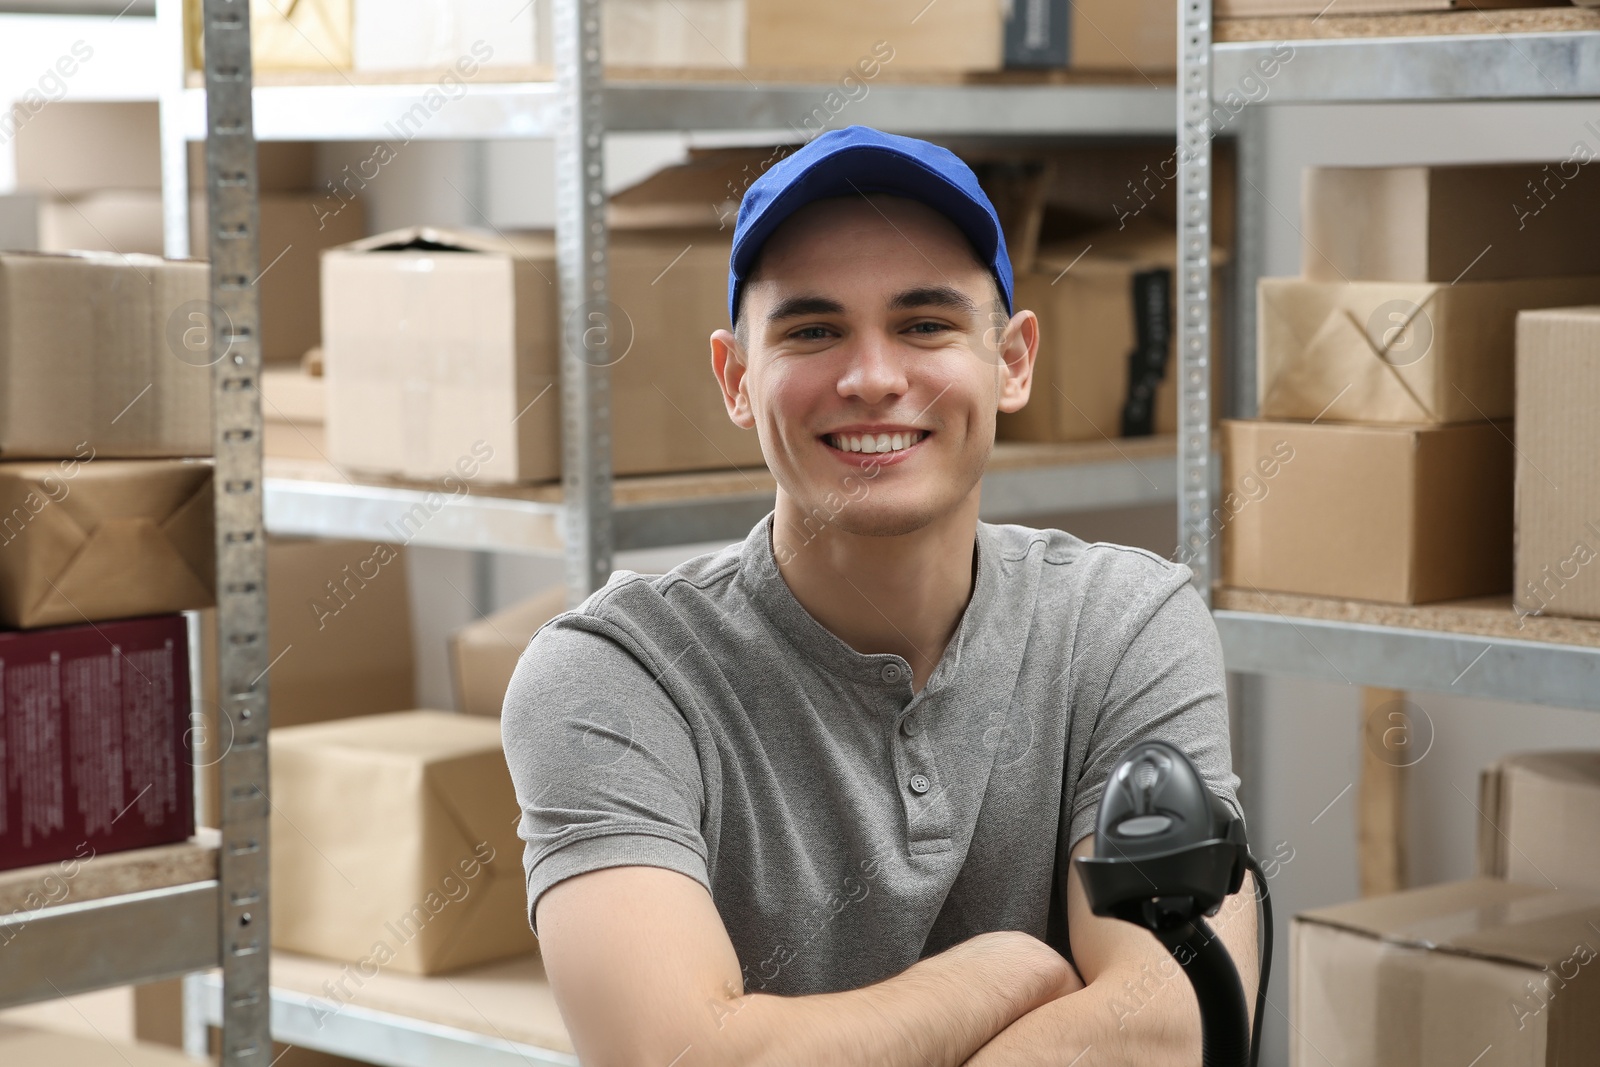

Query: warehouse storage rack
0 2 271 1065
1175 7 1600 709
144 0 1189 1061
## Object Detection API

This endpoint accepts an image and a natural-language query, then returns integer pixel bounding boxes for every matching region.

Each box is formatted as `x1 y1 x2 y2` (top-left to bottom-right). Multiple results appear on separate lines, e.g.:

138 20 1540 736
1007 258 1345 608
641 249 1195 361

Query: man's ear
710 328 755 429
995 309 1039 415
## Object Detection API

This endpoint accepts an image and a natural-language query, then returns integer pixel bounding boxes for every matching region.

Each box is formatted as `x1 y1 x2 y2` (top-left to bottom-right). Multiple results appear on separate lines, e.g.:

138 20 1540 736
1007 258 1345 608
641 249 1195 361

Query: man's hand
962 834 1259 1066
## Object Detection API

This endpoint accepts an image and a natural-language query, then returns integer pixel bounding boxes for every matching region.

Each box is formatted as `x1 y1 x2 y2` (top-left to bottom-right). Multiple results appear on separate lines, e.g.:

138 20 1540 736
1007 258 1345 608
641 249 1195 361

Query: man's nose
836 332 909 404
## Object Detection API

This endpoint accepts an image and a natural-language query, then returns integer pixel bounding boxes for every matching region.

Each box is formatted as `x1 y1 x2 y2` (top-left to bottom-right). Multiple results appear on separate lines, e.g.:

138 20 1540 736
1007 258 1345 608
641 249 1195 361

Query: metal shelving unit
150 0 1191 1059
1 2 270 1064
1179 9 1600 699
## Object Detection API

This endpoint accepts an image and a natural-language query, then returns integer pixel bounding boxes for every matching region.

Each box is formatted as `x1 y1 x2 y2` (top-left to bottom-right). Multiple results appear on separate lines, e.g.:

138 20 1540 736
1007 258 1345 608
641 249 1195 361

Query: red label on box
0 614 195 872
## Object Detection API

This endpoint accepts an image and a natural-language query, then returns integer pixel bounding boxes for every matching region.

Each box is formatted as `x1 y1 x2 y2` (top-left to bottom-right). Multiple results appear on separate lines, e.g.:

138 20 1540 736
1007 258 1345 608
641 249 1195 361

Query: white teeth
829 431 925 454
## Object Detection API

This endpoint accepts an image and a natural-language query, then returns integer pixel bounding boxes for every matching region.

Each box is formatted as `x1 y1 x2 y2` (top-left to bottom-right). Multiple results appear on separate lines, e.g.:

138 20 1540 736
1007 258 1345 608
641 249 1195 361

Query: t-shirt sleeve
500 616 710 938
1065 553 1242 852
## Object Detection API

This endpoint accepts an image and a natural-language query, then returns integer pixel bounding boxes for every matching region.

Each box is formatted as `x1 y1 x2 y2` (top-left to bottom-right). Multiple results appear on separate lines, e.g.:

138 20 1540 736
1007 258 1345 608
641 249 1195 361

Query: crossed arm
537 833 1260 1067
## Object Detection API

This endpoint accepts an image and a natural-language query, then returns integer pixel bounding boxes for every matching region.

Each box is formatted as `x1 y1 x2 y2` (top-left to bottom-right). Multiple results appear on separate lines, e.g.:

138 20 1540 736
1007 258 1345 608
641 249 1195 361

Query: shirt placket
878 658 954 855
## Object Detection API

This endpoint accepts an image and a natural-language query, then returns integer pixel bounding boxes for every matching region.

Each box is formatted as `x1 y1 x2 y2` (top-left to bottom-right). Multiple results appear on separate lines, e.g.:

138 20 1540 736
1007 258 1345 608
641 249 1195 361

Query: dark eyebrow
766 294 847 327
887 285 979 316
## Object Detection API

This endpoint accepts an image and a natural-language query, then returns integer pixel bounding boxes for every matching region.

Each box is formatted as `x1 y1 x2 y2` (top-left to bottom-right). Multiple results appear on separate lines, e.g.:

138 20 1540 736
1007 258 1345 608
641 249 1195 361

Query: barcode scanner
1073 740 1272 1067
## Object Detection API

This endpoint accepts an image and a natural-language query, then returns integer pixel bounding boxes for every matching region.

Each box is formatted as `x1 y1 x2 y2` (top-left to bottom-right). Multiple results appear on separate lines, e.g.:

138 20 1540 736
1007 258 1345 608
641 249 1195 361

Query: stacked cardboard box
1224 163 1600 604
1295 751 1600 1064
321 150 771 484
1513 307 1600 622
0 247 215 874
0 102 362 367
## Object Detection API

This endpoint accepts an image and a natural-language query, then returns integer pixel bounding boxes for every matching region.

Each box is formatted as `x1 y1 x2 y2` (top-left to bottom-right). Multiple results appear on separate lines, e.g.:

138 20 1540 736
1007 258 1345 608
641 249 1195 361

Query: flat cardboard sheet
270 711 537 975
1257 274 1600 424
746 0 1000 72
1514 307 1600 621
0 458 215 628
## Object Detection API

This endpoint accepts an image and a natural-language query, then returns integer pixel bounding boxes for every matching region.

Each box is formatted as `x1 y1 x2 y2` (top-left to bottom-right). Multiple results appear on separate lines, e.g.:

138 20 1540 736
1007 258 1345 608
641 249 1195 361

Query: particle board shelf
1212 586 1600 711
0 832 218 915
1211 8 1600 101
189 951 575 1067
186 64 1169 88
1216 6 1600 42
261 437 1177 556
0 835 222 1009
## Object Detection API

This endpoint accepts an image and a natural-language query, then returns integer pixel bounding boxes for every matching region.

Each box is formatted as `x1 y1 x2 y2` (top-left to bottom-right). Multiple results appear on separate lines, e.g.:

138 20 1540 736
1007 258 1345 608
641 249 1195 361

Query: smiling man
502 125 1257 1067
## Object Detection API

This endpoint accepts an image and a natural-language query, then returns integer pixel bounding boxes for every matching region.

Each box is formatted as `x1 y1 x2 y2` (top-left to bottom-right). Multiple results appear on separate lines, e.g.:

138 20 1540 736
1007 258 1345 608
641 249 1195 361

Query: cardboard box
1257 274 1600 425
1292 878 1600 1066
1514 307 1600 621
1479 751 1600 895
262 368 329 462
1219 0 1549 14
1303 164 1600 285
605 0 747 67
269 710 538 974
323 225 765 483
186 0 352 74
747 0 1002 73
1066 0 1176 72
450 586 567 717
1221 418 1513 604
12 102 162 195
0 616 194 872
0 458 215 628
0 252 212 459
997 221 1224 443
351 0 536 72
0 1025 206 1067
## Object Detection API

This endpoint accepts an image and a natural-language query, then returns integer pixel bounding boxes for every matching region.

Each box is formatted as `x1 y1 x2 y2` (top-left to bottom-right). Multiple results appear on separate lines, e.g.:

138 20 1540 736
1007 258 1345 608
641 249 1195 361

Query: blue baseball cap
727 125 1014 326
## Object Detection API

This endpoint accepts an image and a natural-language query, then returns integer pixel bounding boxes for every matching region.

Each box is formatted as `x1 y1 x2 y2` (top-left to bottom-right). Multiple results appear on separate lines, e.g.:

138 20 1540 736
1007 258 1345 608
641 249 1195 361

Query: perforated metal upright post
200 0 271 1061
554 0 615 607
1177 0 1216 606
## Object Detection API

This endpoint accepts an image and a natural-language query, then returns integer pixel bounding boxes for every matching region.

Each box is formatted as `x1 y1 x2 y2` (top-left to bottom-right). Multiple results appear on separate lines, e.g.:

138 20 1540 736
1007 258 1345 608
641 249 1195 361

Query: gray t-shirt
501 510 1241 997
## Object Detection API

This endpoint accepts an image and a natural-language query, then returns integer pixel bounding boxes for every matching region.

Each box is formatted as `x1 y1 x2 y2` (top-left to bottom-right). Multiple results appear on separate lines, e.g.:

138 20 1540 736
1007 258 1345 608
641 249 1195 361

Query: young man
502 125 1258 1067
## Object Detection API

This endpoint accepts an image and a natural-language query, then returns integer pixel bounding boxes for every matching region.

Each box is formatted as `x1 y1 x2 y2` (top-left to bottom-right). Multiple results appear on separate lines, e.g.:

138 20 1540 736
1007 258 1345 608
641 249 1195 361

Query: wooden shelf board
0 831 219 915
1214 586 1600 650
1217 6 1600 42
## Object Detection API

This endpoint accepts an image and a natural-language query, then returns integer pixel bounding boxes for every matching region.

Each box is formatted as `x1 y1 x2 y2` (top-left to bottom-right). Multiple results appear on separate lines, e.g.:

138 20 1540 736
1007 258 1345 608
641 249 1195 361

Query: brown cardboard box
269 711 537 974
186 0 352 73
323 225 764 483
0 458 215 628
1219 0 1549 13
0 615 194 872
1257 274 1600 425
1221 418 1513 604
450 586 567 716
1068 0 1176 72
604 0 747 67
747 0 1001 73
35 191 167 257
1303 163 1600 285
262 367 329 462
0 252 212 459
997 220 1224 443
1514 307 1600 621
12 102 162 195
1292 878 1600 1066
1478 751 1600 895
350 0 537 72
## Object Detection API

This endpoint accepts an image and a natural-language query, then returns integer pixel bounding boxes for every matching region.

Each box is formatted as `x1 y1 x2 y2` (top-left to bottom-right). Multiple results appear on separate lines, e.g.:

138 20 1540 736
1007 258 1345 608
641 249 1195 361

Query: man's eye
790 326 831 341
908 321 950 335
